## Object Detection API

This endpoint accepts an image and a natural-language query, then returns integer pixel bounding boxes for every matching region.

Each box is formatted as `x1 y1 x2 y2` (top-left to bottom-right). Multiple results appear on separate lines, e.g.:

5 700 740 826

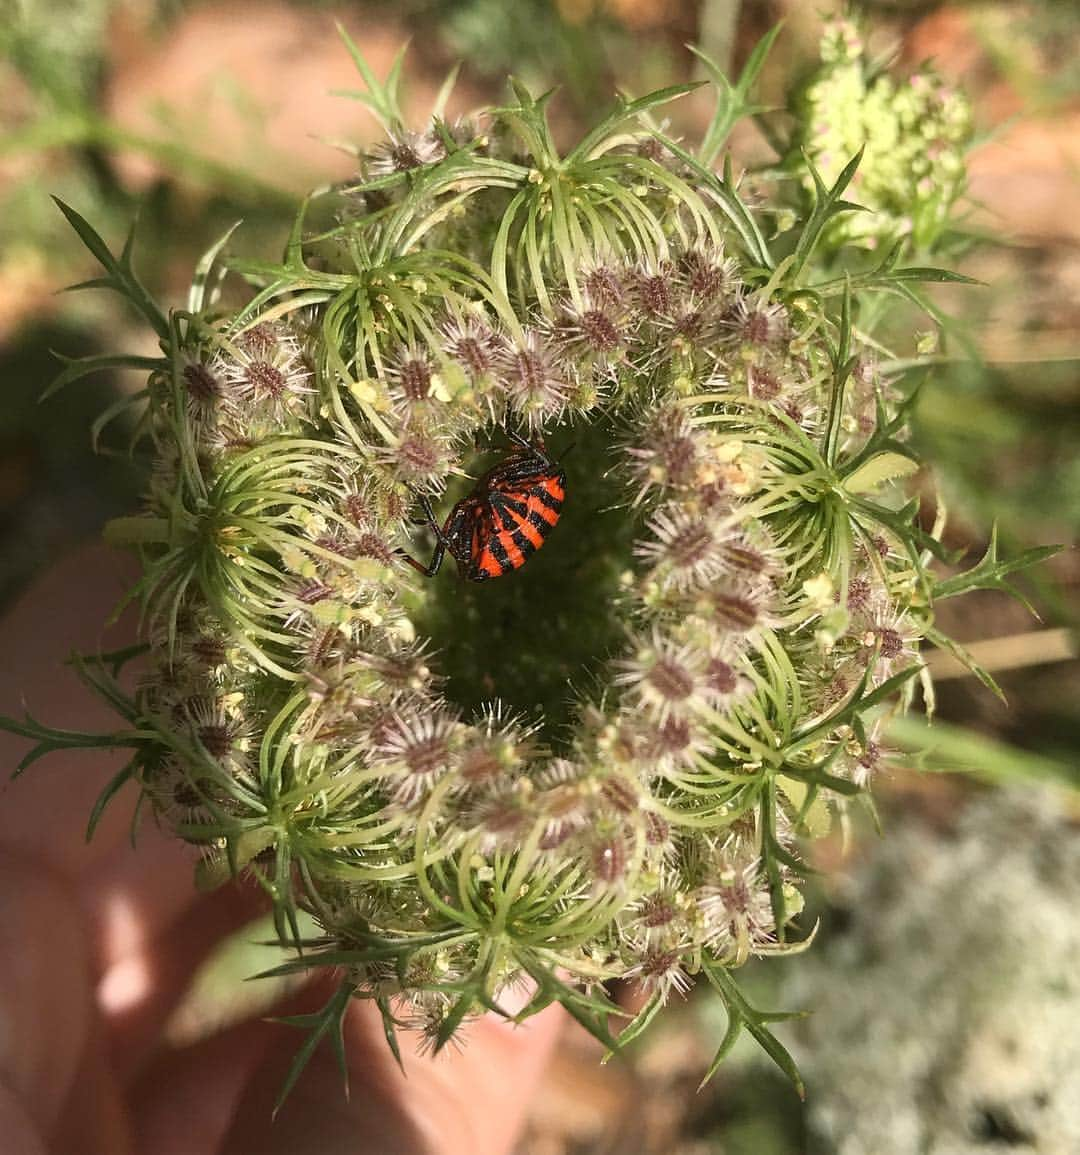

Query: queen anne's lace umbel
9 25 997 1097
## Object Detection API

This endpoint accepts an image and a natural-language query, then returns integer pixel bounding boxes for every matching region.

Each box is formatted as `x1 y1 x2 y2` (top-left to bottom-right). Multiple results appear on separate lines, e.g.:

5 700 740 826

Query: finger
393 1008 565 1155
0 845 267 1151
133 982 565 1155
130 1001 286 1155
0 543 142 874
0 545 261 996
49 1014 133 1155
99 877 269 1083
77 821 201 977
0 1083 48 1155
130 978 353 1155
0 850 114 1144
223 996 566 1155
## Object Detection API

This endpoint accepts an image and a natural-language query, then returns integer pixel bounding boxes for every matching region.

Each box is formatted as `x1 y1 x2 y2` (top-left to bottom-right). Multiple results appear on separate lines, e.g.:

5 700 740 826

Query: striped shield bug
403 430 566 582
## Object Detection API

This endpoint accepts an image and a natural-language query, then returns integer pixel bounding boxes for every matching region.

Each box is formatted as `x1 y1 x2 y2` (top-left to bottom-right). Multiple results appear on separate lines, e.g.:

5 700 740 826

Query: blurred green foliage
915 358 1080 542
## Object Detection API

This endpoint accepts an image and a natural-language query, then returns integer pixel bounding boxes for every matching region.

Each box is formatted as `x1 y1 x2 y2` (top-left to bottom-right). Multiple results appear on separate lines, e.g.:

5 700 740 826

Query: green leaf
567 82 704 165
780 743 859 808
700 959 805 1099
695 23 783 167
283 194 314 274
880 266 982 286
188 221 242 314
254 931 472 980
432 63 462 123
893 280 982 362
822 276 853 465
887 715 1080 792
647 132 773 268
491 78 559 166
923 625 1006 703
53 199 169 339
102 516 172 547
782 776 831 838
271 979 356 1116
68 650 142 722
0 711 148 775
515 957 625 1053
761 778 788 933
42 352 164 401
374 993 405 1071
933 524 1062 611
195 827 276 890
843 451 921 494
556 990 623 1055
604 992 664 1058
91 388 148 452
788 149 865 283
699 995 743 1087
434 988 478 1052
778 760 860 797
335 25 407 130
68 642 149 678
838 373 926 479
787 664 923 756
850 492 954 563
812 250 982 297
86 757 138 840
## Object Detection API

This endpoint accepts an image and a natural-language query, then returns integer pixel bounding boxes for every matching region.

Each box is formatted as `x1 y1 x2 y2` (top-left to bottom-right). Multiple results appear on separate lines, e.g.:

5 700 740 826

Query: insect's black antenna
504 426 558 467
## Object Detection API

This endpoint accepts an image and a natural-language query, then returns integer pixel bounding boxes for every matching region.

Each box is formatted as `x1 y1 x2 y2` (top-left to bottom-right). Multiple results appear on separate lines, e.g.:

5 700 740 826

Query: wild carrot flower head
13 24 1003 1107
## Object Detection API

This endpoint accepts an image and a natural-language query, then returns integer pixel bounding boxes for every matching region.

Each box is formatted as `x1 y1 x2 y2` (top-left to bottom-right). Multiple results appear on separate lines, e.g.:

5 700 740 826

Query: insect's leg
409 493 440 528
398 493 448 577
399 538 445 577
441 504 476 567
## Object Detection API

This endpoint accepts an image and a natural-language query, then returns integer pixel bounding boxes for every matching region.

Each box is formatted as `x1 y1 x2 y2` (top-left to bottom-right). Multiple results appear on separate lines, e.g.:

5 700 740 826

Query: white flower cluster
794 790 1080 1154
794 18 973 250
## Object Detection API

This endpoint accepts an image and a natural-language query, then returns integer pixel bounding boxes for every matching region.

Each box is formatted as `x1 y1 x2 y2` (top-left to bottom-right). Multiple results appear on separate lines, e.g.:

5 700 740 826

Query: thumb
222 992 564 1155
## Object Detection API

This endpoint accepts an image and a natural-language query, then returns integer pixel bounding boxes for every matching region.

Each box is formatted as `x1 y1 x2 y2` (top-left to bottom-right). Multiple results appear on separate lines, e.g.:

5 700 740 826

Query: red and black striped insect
403 431 566 582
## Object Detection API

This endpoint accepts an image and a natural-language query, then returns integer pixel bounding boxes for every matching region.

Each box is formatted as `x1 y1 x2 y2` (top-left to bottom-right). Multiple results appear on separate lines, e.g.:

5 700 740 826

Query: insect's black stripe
493 492 529 518
508 526 537 556
490 459 550 487
490 504 520 538
526 509 552 536
488 533 512 570
444 500 482 564
496 499 545 551
533 485 563 513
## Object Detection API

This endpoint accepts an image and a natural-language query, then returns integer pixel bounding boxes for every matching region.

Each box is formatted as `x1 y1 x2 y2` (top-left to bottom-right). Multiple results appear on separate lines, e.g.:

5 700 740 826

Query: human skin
0 544 563 1155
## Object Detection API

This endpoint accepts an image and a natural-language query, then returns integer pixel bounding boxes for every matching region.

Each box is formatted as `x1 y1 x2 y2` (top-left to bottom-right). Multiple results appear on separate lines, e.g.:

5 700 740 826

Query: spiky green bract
5 31 1024 1106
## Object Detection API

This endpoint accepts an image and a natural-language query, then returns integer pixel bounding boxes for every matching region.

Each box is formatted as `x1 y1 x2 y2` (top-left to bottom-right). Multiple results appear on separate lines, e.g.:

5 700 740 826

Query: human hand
0 546 563 1155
